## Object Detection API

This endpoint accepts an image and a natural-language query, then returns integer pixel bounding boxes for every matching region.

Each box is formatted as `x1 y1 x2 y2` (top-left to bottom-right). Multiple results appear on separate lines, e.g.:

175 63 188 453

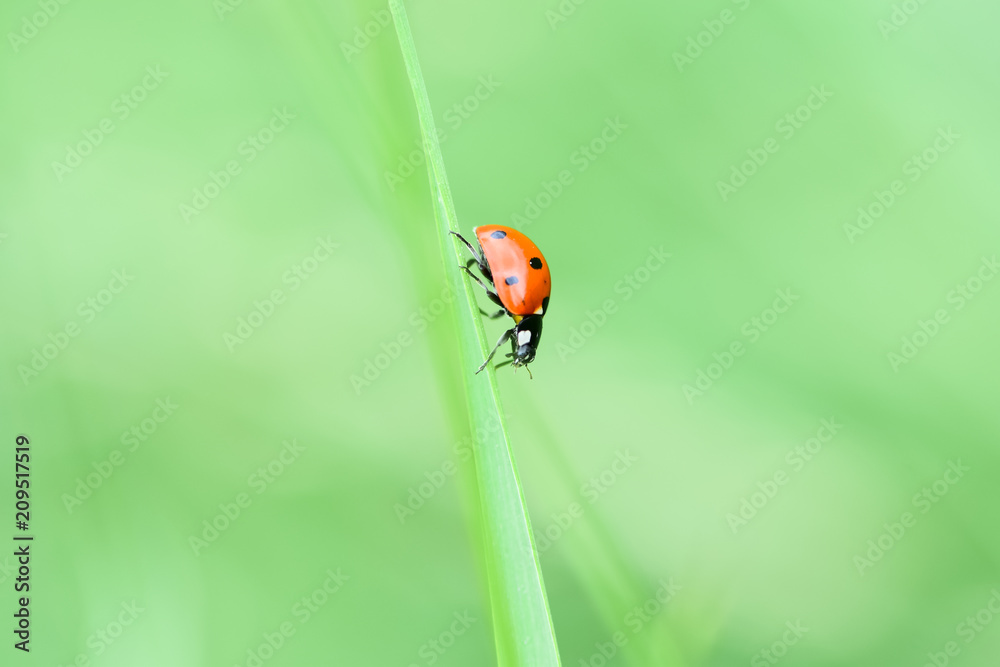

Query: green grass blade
388 2 561 664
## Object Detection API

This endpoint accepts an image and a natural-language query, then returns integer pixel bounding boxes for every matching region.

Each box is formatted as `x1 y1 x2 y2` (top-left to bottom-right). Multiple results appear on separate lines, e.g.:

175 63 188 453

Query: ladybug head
509 315 543 369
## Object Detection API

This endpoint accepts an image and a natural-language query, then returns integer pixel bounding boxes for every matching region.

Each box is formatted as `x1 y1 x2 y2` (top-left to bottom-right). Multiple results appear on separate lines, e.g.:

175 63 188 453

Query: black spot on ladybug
529 257 543 269
490 230 507 239
542 296 549 312
505 276 519 285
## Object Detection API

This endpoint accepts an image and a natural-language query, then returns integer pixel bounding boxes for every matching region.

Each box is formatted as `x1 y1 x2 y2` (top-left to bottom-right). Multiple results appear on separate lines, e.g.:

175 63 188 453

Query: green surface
2 1 999 665
388 1 560 663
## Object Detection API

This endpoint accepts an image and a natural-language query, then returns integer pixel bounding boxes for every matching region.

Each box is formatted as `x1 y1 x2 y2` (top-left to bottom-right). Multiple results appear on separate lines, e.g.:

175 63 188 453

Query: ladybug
450 225 551 376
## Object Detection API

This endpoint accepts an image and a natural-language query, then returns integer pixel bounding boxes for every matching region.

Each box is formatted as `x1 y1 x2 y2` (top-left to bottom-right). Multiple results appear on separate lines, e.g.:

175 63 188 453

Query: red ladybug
450 225 551 376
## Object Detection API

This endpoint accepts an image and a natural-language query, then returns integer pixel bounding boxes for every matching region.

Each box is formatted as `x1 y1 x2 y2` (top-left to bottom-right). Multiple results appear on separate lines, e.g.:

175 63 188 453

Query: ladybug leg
476 328 514 374
467 258 493 283
479 308 506 319
460 265 506 311
450 231 487 271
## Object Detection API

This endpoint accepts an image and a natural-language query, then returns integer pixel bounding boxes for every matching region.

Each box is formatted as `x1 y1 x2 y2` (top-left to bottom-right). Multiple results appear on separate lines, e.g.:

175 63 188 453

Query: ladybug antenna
525 366 533 380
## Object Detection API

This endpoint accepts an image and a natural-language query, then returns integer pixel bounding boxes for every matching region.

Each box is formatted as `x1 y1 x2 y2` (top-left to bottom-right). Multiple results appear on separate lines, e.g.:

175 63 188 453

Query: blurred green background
3 0 1000 665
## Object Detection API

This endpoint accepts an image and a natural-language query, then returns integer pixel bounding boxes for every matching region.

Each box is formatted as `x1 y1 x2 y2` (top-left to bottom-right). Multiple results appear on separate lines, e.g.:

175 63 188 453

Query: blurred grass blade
388 2 561 664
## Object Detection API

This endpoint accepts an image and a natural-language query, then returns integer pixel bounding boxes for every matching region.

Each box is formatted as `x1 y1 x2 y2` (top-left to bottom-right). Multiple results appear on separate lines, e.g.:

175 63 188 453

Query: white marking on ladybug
517 330 532 346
